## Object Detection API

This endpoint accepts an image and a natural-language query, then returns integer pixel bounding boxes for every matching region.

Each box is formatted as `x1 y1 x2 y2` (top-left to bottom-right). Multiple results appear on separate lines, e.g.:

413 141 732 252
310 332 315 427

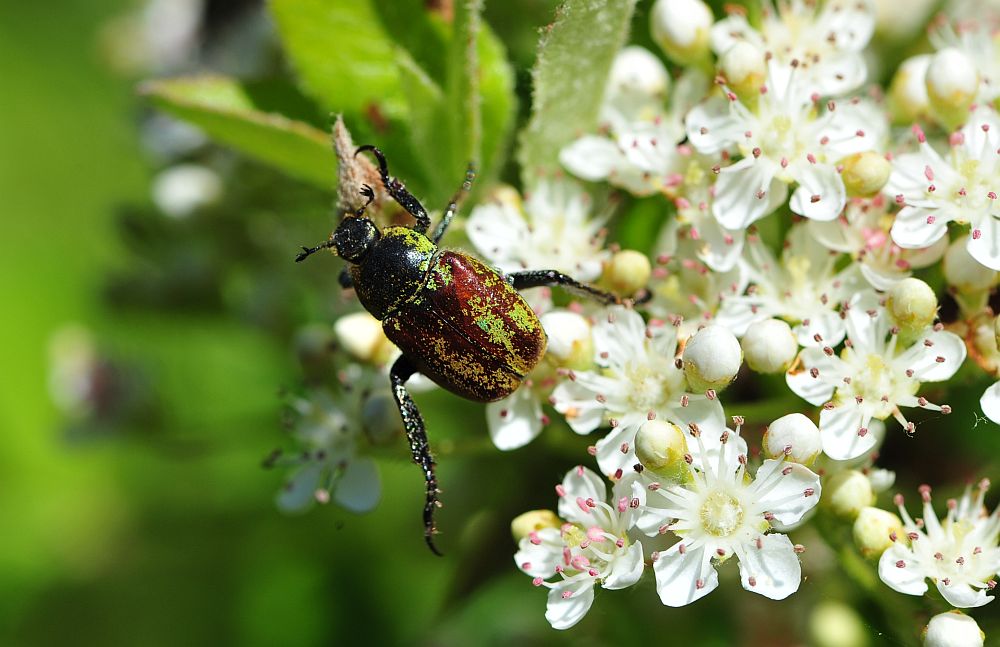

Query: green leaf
141 76 335 189
478 24 517 189
269 0 406 118
517 0 638 187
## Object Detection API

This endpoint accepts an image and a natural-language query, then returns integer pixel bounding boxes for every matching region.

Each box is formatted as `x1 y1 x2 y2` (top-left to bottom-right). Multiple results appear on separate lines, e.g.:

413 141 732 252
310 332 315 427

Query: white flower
787 292 966 461
879 481 1000 608
466 180 609 287
646 424 821 605
981 380 1000 425
514 466 645 630
551 307 726 476
716 224 864 347
711 0 876 98
646 228 747 340
888 109 1000 270
274 386 381 514
808 196 947 291
561 68 709 197
687 61 885 229
669 147 747 272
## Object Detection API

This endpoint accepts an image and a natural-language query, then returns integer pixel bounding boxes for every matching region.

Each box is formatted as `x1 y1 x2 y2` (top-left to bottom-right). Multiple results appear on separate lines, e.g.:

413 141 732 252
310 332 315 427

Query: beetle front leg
431 163 476 244
509 270 623 305
389 355 443 556
355 145 432 234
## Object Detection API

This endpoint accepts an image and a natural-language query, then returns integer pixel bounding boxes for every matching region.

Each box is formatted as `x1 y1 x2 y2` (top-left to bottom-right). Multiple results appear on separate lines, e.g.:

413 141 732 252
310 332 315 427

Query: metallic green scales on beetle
296 145 623 555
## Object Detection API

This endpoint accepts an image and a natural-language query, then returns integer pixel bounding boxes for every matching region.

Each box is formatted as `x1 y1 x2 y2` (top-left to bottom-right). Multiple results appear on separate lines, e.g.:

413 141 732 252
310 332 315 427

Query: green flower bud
683 324 742 392
540 311 594 371
840 151 892 197
853 506 903 559
602 249 651 297
742 318 798 374
824 470 875 520
886 278 937 337
926 48 979 130
511 510 561 543
763 413 822 465
809 601 869 647
923 611 984 647
635 419 689 482
650 0 713 65
888 55 931 125
720 41 766 101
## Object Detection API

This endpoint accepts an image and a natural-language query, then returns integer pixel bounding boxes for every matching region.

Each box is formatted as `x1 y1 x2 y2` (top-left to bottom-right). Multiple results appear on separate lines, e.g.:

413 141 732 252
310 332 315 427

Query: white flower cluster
469 0 1000 633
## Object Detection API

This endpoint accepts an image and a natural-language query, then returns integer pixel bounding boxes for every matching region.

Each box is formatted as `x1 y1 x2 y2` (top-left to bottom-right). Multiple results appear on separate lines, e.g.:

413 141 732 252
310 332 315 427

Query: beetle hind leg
389 355 444 556
509 269 623 305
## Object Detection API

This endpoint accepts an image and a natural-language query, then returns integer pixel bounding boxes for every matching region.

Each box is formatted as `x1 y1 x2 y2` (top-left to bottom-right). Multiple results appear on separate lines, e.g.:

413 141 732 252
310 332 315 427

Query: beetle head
334 216 380 263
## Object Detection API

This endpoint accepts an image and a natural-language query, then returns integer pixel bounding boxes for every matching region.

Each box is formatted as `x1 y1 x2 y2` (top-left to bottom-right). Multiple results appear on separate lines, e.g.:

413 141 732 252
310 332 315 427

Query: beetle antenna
295 239 337 263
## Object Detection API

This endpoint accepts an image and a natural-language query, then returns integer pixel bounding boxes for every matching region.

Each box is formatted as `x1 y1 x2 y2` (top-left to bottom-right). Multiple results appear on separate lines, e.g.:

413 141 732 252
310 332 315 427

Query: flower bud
741 319 797 374
540 310 594 371
840 151 892 198
333 312 396 366
888 55 931 124
809 601 868 647
635 419 689 482
926 48 979 130
824 469 875 520
152 164 223 218
602 249 652 297
886 278 937 335
683 324 742 392
852 506 903 559
944 235 998 293
763 413 822 465
511 509 561 542
608 45 670 99
924 611 985 647
650 0 714 65
719 41 766 100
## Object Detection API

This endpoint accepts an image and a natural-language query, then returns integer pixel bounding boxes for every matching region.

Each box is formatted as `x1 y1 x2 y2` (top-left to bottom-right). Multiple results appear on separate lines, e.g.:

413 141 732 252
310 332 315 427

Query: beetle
296 145 622 554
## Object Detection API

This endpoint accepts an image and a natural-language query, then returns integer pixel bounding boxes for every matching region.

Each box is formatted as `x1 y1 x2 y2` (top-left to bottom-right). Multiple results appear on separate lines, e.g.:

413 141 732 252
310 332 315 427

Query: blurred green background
2 1 998 645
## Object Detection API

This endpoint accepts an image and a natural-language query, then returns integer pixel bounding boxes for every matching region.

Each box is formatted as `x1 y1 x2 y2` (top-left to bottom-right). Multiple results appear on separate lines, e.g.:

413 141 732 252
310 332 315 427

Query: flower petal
966 212 1000 271
653 543 719 607
894 329 966 383
878 543 929 596
736 533 802 600
750 459 821 525
276 463 322 513
891 206 949 249
936 580 994 608
981 381 1000 424
514 528 563 578
559 136 623 182
819 404 877 461
713 158 784 229
545 578 595 630
333 457 381 513
789 164 845 221
602 541 645 590
487 388 544 451
557 466 609 525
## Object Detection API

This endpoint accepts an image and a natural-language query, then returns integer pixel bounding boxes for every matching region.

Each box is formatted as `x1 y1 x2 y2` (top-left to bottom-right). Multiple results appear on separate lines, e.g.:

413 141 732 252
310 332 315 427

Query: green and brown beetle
297 146 622 555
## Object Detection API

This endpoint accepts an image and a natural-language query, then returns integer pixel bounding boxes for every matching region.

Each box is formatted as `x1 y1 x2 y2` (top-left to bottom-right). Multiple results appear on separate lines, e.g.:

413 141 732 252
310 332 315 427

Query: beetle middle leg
509 270 623 305
389 355 444 556
355 145 431 234
431 164 476 244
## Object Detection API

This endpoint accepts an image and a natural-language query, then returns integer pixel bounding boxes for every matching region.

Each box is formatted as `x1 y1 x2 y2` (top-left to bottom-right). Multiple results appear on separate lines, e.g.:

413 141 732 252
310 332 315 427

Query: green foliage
141 76 336 190
517 0 638 188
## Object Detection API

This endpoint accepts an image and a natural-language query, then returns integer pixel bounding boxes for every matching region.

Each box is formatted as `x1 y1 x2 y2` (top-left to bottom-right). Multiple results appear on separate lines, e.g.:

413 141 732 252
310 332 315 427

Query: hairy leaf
517 0 638 187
